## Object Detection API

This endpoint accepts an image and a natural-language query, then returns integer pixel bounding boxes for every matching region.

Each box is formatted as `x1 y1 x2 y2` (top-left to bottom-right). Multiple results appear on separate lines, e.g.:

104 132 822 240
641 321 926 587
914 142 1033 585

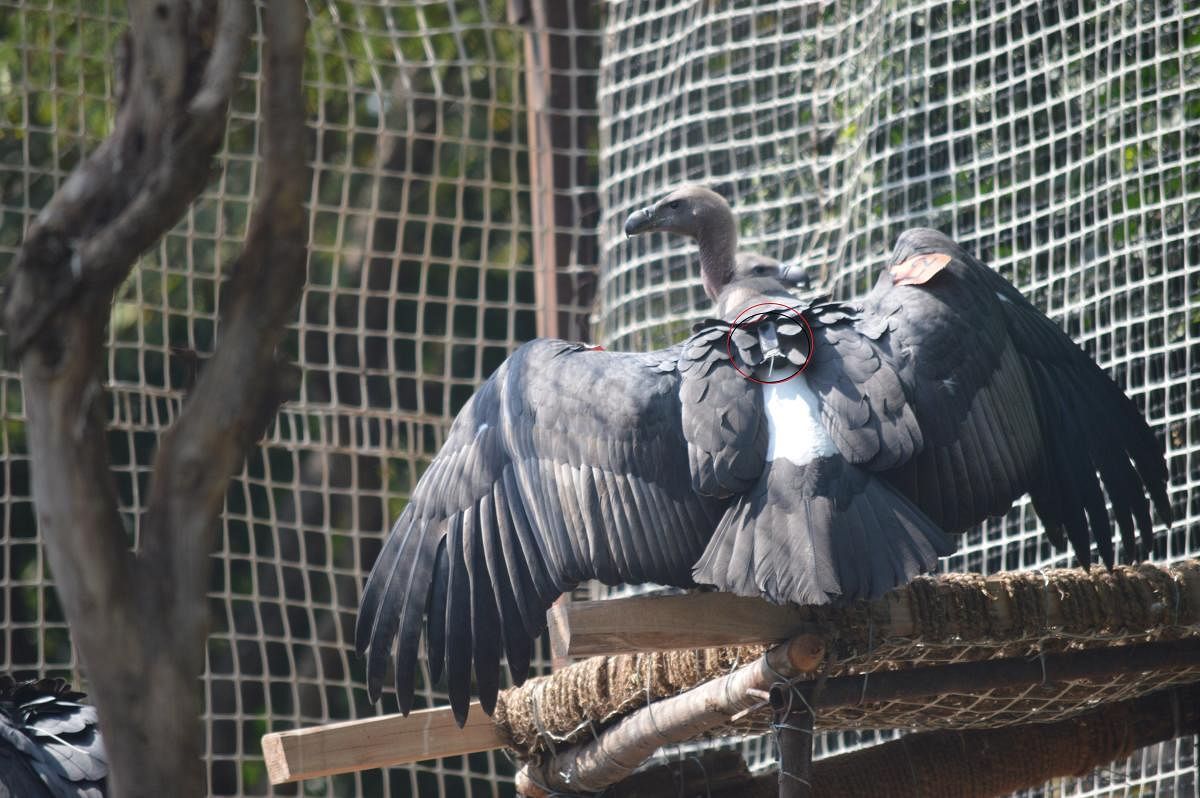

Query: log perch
514 636 1200 796
515 634 826 795
596 684 1200 798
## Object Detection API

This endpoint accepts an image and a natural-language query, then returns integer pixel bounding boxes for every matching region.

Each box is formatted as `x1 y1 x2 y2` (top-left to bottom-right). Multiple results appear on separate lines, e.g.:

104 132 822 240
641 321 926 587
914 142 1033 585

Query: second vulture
357 185 1172 724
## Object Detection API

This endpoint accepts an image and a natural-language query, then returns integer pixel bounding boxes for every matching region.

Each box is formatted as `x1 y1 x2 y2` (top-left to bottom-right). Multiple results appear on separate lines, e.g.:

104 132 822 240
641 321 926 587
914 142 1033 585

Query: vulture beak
777 263 812 291
623 206 656 237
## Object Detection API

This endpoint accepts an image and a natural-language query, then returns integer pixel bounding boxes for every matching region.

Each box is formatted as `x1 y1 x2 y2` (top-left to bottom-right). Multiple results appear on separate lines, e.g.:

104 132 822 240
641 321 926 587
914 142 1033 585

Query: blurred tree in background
0 2 598 795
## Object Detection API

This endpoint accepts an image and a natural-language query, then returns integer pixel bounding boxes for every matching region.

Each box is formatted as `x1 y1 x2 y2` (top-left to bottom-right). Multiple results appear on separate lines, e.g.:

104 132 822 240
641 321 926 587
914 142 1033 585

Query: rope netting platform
495 560 1200 758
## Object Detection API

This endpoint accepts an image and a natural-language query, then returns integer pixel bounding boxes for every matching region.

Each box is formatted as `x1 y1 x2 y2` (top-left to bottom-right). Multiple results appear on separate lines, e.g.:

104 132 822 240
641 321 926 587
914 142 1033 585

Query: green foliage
0 4 124 263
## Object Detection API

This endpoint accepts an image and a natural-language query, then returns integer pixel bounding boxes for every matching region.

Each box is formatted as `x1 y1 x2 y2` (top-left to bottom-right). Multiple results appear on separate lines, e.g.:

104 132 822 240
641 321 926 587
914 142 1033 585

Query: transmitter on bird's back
724 302 813 385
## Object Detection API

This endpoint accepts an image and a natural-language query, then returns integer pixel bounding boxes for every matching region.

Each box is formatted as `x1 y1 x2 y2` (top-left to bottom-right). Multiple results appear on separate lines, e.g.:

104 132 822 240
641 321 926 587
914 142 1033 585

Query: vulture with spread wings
357 186 1172 724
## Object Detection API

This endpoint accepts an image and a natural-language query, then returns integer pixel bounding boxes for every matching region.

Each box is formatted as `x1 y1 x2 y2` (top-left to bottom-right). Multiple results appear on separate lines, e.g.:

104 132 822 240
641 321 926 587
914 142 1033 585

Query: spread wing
807 228 1172 564
355 340 723 723
677 324 768 498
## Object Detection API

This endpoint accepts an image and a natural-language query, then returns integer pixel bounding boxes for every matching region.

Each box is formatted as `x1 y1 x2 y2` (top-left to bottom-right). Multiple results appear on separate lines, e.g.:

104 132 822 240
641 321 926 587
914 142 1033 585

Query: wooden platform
262 561 1200 792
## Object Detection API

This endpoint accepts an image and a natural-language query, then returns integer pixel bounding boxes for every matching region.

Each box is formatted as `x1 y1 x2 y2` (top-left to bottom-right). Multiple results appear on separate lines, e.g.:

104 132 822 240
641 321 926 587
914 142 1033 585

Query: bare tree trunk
2 2 309 796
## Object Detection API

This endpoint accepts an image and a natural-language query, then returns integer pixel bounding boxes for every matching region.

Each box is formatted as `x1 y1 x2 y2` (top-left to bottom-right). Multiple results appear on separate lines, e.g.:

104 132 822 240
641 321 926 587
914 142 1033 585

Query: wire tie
771 722 815 735
779 769 813 788
645 660 667 741
530 682 558 756
1169 573 1182 622
682 753 712 798
791 683 815 717
857 671 871 706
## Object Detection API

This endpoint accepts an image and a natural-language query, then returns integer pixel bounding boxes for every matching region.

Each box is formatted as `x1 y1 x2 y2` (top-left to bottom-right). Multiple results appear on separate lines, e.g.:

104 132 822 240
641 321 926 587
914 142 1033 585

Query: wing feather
465 504 503 715
805 228 1170 566
477 498 532 684
357 341 718 720
425 538 449 684
390 517 438 716
493 475 552 639
444 514 473 724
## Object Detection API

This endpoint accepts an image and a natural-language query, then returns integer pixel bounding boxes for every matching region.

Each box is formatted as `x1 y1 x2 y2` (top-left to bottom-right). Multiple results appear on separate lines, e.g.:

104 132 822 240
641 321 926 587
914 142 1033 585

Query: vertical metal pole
509 0 559 341
771 683 815 798
507 0 601 345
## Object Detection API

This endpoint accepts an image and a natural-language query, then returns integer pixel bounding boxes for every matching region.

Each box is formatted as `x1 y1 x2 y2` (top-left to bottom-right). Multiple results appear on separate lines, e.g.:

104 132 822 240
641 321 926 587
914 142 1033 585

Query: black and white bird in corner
0 676 107 798
356 184 1173 725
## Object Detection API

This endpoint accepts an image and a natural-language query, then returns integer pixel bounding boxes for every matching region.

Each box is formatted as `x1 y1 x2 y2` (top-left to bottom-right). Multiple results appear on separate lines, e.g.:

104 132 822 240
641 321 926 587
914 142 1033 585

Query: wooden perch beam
262 634 1199 790
547 591 815 658
262 702 505 784
548 564 1200 658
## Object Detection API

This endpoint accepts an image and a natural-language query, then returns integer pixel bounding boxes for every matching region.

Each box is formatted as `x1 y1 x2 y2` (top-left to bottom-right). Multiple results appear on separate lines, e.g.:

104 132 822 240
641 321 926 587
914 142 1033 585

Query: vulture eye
755 266 772 275
669 200 681 210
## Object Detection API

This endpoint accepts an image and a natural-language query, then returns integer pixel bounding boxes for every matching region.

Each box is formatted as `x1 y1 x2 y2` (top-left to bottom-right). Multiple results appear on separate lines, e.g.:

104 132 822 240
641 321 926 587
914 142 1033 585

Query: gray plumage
358 184 1172 725
355 340 724 723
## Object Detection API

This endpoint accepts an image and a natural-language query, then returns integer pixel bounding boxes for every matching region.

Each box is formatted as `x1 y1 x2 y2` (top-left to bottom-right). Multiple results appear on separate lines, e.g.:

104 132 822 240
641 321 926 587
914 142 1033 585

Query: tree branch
140 0 309 640
3 2 309 796
2 1 251 357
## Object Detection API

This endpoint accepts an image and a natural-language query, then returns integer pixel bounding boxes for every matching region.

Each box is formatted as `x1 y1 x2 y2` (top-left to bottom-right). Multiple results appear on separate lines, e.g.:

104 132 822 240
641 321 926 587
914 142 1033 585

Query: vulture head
623 185 810 305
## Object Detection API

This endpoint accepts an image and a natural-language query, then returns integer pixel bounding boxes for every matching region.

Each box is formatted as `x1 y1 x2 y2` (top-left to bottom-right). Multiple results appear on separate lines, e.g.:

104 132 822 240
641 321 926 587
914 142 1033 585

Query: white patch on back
762 377 838 466
996 291 1013 304
475 422 490 438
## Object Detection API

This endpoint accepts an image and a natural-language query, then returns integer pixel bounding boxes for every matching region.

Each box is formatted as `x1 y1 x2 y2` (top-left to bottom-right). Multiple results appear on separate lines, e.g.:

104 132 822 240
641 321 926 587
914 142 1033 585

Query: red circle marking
724 301 814 385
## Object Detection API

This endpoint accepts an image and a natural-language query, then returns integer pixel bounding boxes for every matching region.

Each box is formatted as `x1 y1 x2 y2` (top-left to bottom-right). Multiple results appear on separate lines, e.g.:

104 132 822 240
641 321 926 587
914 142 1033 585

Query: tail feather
693 456 954 606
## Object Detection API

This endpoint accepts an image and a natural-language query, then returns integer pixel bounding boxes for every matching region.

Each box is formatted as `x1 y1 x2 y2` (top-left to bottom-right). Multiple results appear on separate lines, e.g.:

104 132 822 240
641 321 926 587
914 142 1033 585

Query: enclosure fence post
771 682 815 798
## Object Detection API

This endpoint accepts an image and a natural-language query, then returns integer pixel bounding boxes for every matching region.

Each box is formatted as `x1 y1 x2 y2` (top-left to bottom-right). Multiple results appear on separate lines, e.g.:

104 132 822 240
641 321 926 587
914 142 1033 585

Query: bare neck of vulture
698 211 737 301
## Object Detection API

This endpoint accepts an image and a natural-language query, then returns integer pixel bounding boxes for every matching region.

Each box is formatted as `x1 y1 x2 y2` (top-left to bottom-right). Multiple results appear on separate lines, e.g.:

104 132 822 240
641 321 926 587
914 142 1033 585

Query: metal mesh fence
598 0 1199 794
0 0 1197 797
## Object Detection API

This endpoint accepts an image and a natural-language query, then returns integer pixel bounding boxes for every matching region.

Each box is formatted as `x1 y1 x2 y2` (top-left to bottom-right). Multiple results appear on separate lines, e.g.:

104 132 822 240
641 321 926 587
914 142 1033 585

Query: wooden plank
261 702 505 784
546 564 1200 658
547 591 819 657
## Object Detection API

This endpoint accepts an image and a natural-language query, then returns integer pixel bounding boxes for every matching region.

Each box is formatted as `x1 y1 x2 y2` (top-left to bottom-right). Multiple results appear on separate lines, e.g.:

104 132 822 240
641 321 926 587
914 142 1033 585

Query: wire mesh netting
0 2 598 795
598 0 1199 794
0 1 1196 797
